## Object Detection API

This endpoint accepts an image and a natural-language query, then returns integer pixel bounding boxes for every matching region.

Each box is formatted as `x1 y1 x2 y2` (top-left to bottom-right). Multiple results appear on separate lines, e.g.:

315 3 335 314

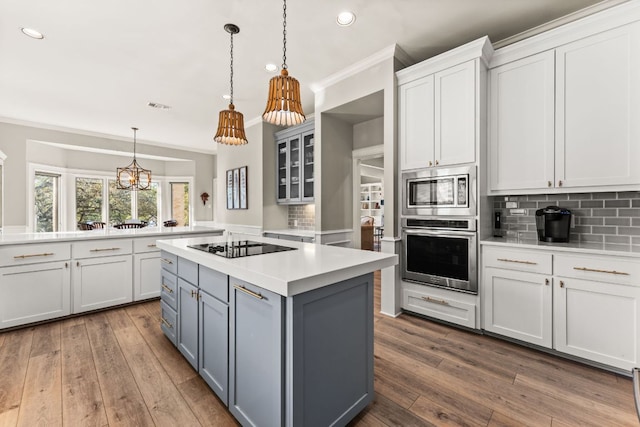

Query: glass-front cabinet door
302 131 314 202
275 122 314 205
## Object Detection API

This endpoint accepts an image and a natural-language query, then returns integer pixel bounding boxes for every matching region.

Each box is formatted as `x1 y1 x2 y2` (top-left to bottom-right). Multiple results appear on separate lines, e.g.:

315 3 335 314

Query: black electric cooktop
188 240 297 258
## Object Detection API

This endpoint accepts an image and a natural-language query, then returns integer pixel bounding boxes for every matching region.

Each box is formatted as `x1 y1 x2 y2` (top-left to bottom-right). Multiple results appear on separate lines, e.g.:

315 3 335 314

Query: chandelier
214 23 248 145
263 0 306 126
116 127 152 191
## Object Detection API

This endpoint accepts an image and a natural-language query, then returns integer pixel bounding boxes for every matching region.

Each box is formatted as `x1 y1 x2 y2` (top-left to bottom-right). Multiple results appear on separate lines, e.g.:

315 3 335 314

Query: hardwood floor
0 272 637 426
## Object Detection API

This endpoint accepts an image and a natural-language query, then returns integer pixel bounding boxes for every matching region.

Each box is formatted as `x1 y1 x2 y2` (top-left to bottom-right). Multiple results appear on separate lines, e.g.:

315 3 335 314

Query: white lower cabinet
554 277 640 371
134 252 161 300
481 244 640 371
72 255 133 313
0 261 71 328
483 267 552 348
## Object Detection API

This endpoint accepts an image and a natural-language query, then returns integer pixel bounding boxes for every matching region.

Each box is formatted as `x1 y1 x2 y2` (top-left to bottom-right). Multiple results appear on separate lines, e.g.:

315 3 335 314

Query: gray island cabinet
157 235 397 427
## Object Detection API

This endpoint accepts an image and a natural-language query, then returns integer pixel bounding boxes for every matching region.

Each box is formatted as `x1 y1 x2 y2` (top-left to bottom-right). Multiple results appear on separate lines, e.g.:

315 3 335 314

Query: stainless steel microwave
402 166 476 217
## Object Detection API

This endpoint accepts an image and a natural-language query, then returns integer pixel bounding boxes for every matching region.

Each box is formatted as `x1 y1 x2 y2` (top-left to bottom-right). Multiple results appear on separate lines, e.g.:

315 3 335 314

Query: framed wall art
226 166 248 210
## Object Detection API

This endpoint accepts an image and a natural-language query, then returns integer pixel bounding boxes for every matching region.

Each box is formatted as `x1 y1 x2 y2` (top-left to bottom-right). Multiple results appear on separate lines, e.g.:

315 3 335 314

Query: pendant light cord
229 30 234 105
132 127 138 160
282 0 287 70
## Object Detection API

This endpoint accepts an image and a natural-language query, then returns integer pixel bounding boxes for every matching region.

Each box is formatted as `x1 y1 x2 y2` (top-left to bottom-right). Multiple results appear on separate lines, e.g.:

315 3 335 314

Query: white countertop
481 237 640 258
263 229 316 238
0 226 224 245
157 234 398 297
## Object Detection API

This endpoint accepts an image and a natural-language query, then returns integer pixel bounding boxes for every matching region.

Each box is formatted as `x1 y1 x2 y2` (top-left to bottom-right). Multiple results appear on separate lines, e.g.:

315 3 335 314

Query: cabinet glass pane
278 142 287 199
289 137 300 199
303 133 314 198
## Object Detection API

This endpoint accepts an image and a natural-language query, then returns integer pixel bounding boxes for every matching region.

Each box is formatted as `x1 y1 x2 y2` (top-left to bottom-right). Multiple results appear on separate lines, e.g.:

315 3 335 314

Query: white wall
0 121 215 227
353 117 384 150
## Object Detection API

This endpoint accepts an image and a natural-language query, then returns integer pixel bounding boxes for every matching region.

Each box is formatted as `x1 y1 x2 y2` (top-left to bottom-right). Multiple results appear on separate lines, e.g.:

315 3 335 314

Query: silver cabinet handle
161 258 174 264
14 252 54 259
545 278 549 286
234 285 264 300
147 244 157 247
90 247 120 252
560 280 565 288
573 266 629 276
497 258 537 265
161 283 173 294
421 296 449 306
160 317 173 329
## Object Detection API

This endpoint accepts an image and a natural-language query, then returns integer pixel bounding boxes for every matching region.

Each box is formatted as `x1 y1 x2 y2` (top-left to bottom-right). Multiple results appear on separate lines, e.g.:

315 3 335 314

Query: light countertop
0 226 224 245
481 236 640 258
157 234 398 297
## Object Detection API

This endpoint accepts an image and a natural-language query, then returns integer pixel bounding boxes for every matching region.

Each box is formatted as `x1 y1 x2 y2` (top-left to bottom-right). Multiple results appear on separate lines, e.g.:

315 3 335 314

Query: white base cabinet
481 244 640 371
134 252 161 301
401 281 477 329
0 261 71 328
483 267 552 348
73 255 133 313
554 277 640 371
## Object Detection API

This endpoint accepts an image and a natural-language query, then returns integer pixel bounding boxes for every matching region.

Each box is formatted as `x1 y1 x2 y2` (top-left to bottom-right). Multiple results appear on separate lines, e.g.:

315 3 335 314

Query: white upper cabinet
435 61 477 167
489 21 640 193
398 36 492 171
489 51 555 191
556 23 640 189
399 75 435 171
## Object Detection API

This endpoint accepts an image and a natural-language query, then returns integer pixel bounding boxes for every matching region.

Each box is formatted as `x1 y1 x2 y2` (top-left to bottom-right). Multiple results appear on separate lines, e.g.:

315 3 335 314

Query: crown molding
310 44 414 93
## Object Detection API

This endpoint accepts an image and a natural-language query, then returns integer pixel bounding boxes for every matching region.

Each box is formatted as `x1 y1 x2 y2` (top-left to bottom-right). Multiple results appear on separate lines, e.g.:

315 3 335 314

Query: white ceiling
0 0 622 154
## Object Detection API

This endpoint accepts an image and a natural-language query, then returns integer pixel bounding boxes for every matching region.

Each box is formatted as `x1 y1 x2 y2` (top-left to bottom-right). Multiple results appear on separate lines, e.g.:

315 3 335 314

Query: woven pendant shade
214 103 248 145
263 68 306 126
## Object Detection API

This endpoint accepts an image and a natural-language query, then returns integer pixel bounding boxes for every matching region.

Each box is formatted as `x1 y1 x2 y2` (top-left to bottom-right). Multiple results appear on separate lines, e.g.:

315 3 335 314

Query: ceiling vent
147 102 171 110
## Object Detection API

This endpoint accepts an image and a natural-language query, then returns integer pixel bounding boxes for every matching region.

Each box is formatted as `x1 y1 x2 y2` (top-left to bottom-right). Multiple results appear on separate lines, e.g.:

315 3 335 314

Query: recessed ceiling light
21 27 44 39
222 94 231 100
147 102 172 110
265 63 278 72
336 11 356 27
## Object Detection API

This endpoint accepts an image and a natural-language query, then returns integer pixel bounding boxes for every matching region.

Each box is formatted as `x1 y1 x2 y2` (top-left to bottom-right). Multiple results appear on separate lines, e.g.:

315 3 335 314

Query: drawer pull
421 296 449 306
573 267 630 276
190 289 198 298
13 252 54 259
234 285 264 300
497 258 537 265
160 317 173 329
161 283 173 294
147 244 157 248
90 247 120 252
560 280 565 288
161 258 174 265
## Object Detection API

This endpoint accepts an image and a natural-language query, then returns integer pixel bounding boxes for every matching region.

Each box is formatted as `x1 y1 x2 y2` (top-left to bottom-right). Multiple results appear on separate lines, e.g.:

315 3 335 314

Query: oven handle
402 228 477 237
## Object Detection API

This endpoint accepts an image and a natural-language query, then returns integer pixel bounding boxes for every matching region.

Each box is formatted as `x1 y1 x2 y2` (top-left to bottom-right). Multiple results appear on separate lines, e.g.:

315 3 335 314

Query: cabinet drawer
483 246 552 275
200 265 228 303
160 251 178 275
133 237 161 253
402 287 476 329
73 239 132 259
160 300 177 346
161 270 177 310
0 243 71 267
555 253 640 286
178 257 198 285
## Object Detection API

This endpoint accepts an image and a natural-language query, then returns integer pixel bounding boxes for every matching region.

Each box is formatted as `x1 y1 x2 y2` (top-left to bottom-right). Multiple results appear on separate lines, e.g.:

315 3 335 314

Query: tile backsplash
288 204 315 230
493 191 640 246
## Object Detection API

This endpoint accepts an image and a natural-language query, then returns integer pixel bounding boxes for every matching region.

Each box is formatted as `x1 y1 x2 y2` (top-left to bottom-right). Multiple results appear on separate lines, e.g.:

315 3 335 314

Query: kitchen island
157 234 397 427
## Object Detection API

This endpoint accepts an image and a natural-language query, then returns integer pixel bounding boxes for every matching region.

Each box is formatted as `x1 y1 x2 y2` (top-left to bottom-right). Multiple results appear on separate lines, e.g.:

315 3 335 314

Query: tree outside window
137 182 158 226
76 177 103 225
34 172 60 232
108 180 132 226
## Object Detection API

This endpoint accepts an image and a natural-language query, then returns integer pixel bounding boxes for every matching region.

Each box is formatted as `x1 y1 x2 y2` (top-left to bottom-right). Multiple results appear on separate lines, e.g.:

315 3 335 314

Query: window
137 182 158 226
76 177 103 224
34 172 60 232
108 179 132 226
170 182 189 226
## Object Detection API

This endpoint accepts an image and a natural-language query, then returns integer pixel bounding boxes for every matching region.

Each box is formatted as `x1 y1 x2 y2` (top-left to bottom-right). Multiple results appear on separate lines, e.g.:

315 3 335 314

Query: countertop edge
480 237 640 258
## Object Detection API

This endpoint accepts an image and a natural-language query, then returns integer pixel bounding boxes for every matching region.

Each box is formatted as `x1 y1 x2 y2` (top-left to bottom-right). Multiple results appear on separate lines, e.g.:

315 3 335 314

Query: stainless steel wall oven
401 218 477 294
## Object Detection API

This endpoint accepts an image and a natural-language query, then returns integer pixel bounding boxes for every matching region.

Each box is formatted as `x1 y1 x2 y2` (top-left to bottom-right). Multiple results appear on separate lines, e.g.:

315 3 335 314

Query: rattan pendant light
262 0 306 126
116 127 152 191
214 23 248 145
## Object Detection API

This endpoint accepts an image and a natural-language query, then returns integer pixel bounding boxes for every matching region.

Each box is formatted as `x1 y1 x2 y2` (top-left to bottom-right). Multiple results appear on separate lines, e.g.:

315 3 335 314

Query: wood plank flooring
0 272 637 426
